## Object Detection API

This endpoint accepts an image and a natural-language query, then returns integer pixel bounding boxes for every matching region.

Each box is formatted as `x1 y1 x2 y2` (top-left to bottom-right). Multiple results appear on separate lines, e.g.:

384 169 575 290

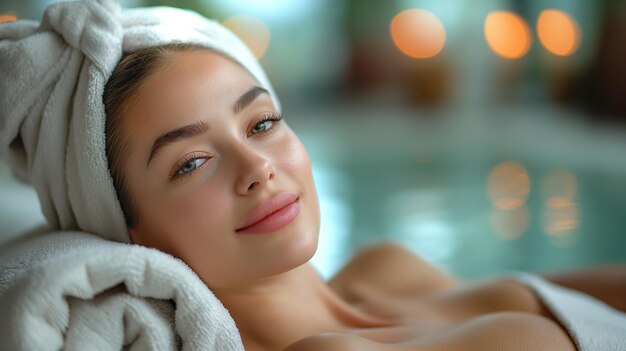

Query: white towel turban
0 0 280 242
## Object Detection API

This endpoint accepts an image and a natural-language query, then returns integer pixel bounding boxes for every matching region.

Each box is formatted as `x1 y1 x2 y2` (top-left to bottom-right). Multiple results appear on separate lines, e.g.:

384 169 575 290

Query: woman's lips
236 192 300 234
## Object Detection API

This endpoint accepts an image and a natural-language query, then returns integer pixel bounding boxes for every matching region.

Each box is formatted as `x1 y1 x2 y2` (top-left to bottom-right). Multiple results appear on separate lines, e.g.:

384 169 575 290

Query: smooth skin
117 49 624 351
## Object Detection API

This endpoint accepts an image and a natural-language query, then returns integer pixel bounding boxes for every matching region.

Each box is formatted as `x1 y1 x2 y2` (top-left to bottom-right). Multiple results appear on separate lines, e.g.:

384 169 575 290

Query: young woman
102 44 626 351
1 1 623 349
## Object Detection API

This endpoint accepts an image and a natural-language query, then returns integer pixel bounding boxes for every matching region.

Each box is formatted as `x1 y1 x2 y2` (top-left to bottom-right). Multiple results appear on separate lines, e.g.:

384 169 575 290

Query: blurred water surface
300 101 626 279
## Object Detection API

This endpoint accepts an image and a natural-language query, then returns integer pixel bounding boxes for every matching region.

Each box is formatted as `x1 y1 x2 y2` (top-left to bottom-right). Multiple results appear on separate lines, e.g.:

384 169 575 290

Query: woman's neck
213 263 392 350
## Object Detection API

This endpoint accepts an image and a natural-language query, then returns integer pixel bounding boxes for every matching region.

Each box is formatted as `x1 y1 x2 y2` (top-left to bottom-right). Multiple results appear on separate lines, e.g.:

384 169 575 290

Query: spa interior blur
1 0 625 280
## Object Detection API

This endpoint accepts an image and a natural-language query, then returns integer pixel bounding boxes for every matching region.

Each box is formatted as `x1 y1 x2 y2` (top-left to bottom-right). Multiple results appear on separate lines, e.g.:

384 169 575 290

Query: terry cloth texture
0 230 244 350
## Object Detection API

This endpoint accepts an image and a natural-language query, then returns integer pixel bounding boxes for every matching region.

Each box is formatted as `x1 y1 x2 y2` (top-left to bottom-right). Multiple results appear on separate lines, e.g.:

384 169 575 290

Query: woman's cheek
170 185 231 234
279 136 312 173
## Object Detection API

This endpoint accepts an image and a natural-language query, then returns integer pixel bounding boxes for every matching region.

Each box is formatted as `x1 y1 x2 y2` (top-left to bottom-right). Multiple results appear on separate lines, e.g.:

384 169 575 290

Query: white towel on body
0 229 243 350
515 272 626 351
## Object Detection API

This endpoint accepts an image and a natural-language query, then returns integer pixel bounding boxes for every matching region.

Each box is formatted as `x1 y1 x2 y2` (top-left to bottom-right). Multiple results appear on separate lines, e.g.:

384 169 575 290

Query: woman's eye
177 158 207 175
251 120 274 135
249 113 283 136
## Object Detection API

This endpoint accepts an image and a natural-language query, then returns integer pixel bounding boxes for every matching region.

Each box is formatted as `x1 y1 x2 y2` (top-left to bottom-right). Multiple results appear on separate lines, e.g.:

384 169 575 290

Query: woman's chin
277 233 319 272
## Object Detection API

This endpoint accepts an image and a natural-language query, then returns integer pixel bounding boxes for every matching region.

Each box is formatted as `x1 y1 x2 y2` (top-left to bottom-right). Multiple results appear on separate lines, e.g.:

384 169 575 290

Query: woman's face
120 50 320 289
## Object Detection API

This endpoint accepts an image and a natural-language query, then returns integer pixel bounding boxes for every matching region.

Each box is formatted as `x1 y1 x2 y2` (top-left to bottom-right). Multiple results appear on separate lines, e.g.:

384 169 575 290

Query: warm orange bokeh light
390 9 446 59
487 161 531 210
490 207 529 240
537 9 581 56
541 169 579 238
0 13 18 23
543 197 578 237
222 16 270 59
484 11 532 59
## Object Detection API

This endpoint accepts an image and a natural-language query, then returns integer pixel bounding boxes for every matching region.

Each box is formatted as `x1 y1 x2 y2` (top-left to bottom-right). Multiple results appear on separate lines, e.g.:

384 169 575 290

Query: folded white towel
0 0 279 242
0 230 244 350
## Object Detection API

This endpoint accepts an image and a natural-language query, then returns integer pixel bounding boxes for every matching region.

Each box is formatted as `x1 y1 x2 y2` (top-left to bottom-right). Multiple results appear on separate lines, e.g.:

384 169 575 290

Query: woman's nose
234 147 276 195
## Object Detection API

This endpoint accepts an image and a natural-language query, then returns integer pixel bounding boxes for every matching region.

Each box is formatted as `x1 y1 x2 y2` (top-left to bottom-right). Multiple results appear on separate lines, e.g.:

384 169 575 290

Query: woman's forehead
120 50 272 157
127 50 258 119
152 50 257 93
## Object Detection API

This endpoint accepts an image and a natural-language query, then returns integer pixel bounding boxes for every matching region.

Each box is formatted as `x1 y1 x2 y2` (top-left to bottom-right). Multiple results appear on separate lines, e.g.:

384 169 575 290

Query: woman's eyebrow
146 120 210 167
233 86 269 114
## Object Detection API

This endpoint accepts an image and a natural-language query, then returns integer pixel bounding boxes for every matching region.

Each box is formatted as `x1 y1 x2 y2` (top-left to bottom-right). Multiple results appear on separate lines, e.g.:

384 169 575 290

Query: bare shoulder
329 243 458 301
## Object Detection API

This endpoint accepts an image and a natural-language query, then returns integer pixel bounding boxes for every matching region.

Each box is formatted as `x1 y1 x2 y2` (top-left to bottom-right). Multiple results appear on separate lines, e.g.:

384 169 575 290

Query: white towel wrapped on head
0 230 243 350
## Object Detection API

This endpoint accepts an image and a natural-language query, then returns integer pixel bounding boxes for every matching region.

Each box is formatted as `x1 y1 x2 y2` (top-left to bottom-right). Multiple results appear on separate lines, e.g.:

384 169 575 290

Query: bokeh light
0 12 17 23
541 170 579 239
390 9 446 59
484 11 532 59
487 161 531 210
222 15 271 59
537 9 581 56
542 197 578 237
490 206 529 240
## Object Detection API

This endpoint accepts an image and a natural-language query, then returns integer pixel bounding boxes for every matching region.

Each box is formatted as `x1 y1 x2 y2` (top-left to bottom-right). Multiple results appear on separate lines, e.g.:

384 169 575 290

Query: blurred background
1 0 625 280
